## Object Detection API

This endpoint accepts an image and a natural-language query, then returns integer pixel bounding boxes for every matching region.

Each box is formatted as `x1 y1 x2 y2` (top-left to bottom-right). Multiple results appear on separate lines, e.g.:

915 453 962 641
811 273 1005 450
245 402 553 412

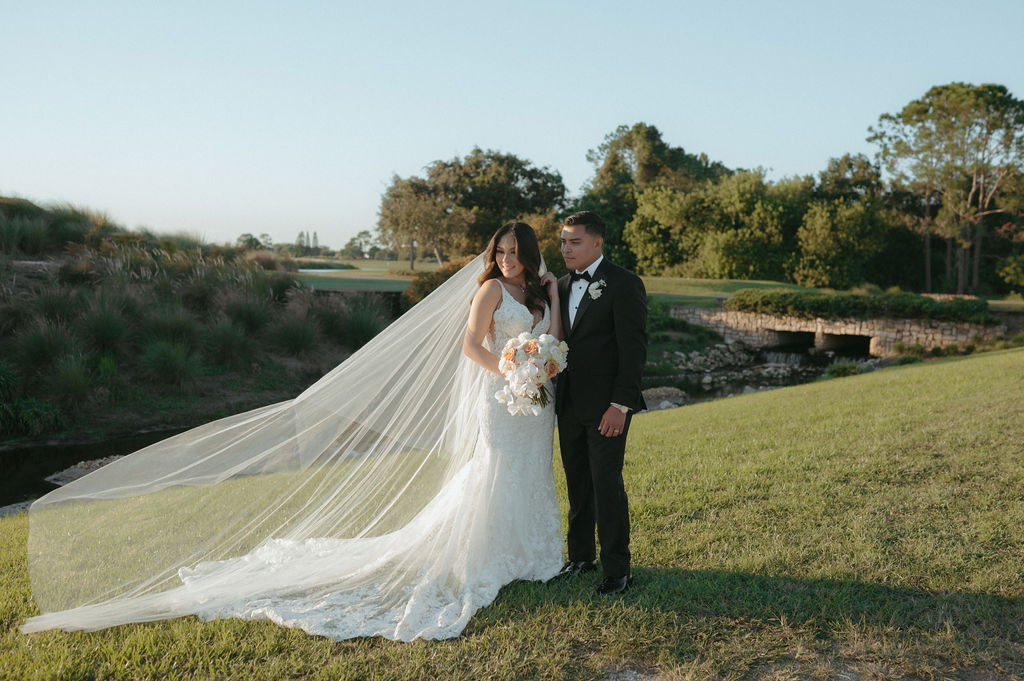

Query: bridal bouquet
495 332 569 416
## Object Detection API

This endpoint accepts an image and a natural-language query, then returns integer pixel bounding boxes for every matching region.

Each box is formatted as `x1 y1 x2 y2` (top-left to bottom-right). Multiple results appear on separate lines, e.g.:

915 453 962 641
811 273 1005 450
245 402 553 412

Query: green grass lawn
296 259 439 292
295 272 412 292
643 277 812 308
3 348 1022 679
301 268 812 299
988 298 1024 312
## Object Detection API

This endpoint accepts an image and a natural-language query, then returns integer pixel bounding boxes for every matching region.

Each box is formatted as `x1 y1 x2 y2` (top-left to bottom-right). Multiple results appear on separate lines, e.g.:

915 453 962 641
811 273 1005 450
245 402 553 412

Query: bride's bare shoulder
471 279 503 308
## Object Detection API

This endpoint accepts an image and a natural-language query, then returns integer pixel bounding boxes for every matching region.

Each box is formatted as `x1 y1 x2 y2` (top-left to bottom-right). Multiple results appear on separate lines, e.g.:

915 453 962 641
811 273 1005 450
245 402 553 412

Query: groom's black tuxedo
555 257 647 580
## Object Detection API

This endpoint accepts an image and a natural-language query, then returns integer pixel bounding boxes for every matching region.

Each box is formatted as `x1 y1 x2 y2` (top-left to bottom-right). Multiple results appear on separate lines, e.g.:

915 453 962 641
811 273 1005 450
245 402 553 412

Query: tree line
377 82 1024 295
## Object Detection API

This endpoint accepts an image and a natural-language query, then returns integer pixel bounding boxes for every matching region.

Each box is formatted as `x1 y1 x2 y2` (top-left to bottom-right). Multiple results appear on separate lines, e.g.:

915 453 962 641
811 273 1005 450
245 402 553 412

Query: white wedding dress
23 257 563 641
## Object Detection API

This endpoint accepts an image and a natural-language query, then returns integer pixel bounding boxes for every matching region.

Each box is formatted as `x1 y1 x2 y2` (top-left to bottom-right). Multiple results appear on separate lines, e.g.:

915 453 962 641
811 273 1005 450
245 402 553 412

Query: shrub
139 340 198 387
893 355 922 365
144 306 201 349
15 319 74 373
203 318 257 369
402 256 475 308
0 397 67 437
0 214 24 253
37 287 88 324
0 359 20 400
96 355 118 383
943 344 961 356
724 288 997 325
313 293 389 350
178 273 219 315
0 300 32 337
906 344 927 358
268 317 319 356
76 304 129 356
248 250 280 271
225 298 272 334
339 295 388 349
254 271 302 303
45 354 93 410
823 361 863 379
47 206 94 249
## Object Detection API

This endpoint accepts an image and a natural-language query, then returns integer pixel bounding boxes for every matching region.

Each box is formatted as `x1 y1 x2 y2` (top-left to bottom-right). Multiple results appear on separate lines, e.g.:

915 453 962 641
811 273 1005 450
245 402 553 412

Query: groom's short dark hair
563 211 605 238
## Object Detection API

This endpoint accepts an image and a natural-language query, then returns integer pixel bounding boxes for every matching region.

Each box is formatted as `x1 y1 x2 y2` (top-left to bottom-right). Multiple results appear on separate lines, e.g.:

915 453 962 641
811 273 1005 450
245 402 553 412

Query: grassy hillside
2 347 1022 679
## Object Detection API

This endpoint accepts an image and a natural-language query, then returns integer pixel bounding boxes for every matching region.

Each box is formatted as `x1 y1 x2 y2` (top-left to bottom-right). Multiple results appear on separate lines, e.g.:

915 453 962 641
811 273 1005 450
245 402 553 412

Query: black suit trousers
557 407 631 579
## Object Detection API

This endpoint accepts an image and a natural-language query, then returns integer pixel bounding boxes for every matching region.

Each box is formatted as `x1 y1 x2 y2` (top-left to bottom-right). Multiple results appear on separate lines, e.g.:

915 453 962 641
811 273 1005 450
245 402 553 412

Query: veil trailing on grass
23 251 550 640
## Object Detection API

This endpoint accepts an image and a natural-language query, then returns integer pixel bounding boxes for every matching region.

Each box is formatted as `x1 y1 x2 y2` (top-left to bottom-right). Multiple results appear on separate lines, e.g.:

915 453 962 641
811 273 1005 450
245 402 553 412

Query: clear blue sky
3 0 1022 250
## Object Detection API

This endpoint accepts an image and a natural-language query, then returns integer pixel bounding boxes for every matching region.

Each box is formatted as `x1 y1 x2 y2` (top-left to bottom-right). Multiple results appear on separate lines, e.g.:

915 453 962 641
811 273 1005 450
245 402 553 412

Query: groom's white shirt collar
576 254 603 279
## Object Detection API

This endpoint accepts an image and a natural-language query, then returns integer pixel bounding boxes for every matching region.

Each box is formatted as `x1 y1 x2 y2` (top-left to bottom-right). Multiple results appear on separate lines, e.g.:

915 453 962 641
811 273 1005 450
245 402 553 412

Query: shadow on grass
482 566 1023 648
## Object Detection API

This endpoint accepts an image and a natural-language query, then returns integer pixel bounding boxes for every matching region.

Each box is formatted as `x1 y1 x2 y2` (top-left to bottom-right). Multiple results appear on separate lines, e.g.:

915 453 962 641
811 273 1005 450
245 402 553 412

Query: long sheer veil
23 251 546 639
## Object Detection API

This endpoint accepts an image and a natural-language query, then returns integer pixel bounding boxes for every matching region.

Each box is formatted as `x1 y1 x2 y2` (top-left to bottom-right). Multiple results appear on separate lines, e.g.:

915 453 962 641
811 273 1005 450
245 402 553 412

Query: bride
22 222 566 641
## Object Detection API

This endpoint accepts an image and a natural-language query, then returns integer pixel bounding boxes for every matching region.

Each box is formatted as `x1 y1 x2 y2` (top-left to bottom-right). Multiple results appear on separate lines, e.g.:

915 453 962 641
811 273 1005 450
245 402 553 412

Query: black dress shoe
557 560 597 578
596 575 632 595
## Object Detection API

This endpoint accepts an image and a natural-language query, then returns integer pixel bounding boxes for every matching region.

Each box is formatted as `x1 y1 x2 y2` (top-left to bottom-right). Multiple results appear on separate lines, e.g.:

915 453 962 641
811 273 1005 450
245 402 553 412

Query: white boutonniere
587 279 607 300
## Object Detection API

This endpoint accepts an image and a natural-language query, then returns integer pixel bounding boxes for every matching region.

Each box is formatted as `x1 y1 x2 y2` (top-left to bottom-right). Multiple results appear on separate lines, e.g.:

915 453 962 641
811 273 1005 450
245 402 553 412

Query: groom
555 210 647 595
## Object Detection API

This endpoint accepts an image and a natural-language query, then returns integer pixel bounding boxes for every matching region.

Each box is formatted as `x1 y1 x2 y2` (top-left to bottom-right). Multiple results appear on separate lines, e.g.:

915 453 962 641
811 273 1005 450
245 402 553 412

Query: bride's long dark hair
478 222 547 316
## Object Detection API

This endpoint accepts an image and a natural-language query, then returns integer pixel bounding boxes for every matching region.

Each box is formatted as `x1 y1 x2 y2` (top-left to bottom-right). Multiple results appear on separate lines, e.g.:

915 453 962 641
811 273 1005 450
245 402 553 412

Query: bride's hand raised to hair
540 272 558 299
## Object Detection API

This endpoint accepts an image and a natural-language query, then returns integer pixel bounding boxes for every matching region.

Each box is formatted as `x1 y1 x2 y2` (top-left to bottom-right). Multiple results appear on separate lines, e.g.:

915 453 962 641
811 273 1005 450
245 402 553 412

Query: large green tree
377 176 467 269
788 154 896 288
576 123 731 268
430 148 567 250
869 83 1024 293
624 169 811 279
377 148 566 265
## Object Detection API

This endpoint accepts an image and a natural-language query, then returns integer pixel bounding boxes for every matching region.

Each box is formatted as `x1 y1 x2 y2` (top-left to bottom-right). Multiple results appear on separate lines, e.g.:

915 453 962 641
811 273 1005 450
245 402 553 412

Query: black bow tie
570 270 592 283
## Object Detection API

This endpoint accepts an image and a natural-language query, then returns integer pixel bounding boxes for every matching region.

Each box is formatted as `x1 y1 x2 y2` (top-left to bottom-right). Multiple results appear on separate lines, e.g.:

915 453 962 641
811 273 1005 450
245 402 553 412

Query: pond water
1 428 188 506
2 346 876 508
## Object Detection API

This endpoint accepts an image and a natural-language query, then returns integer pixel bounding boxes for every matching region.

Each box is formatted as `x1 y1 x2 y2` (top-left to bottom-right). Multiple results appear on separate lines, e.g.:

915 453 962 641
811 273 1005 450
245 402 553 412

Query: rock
44 455 124 486
642 386 689 408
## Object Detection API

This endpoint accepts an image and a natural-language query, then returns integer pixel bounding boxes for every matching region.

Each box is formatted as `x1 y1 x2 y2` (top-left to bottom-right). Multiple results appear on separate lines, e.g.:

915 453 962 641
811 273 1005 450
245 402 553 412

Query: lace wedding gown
23 266 563 641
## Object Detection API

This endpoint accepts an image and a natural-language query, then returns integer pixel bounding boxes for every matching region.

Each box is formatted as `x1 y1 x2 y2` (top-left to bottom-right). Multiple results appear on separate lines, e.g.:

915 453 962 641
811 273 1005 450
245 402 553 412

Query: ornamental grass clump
223 297 272 334
0 359 19 401
75 304 129 356
268 316 319 356
14 319 76 374
143 306 202 350
336 294 389 350
202 318 256 369
138 339 199 388
36 287 89 325
44 354 93 410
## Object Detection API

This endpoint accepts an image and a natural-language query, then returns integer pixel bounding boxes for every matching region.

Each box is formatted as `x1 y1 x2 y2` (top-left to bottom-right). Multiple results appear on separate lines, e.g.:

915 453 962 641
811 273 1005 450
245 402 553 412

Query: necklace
503 278 525 293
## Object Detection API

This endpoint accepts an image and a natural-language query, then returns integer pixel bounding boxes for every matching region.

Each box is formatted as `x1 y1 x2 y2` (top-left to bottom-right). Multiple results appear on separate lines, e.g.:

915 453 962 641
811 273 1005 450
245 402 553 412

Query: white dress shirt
566 255 630 415
567 254 603 327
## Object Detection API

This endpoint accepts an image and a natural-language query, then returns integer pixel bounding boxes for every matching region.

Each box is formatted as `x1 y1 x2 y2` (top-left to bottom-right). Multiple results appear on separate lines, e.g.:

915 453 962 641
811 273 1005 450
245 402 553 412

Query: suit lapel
558 275 571 335
569 259 610 335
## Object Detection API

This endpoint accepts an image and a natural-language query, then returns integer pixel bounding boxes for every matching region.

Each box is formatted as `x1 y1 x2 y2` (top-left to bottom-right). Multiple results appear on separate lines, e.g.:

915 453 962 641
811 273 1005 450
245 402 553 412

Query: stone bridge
668 307 1012 357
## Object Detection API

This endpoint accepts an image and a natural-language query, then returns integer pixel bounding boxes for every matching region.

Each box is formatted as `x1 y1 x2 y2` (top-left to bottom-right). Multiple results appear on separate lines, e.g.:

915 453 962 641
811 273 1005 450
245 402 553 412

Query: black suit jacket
555 258 647 422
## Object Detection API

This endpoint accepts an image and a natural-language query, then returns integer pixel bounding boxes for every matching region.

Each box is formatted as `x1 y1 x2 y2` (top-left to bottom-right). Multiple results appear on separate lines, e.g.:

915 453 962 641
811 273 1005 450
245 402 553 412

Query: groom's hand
598 406 626 438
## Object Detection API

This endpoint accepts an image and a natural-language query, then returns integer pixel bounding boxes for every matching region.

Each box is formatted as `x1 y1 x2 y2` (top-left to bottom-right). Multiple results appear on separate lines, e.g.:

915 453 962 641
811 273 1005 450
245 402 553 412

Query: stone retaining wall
669 307 1007 357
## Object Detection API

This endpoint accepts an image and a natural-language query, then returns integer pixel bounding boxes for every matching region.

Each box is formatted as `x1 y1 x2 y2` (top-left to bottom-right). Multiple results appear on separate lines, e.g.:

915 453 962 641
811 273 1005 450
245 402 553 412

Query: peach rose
501 347 516 363
523 340 539 354
544 359 560 379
